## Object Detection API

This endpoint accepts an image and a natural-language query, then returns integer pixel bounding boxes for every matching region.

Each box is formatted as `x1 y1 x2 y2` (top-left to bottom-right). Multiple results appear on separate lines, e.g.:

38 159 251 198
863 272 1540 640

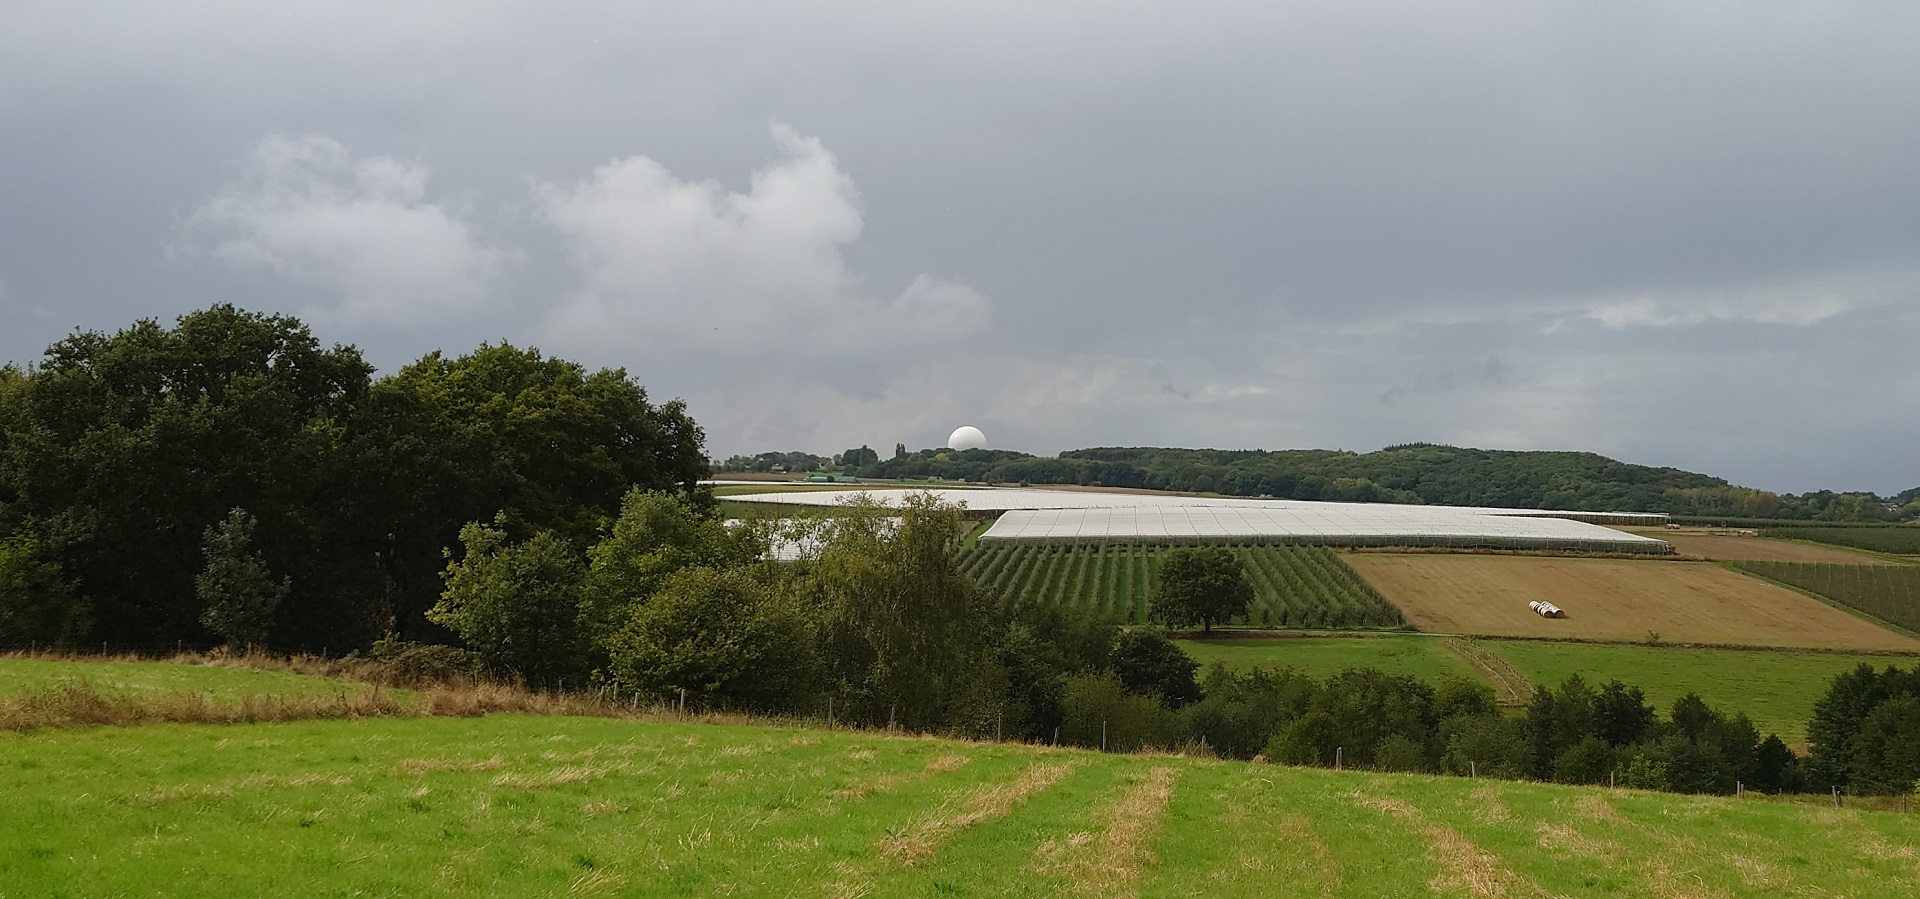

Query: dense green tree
363 344 709 643
1375 734 1428 772
1110 631 1201 707
1150 547 1253 633
1848 696 1920 795
1440 714 1529 779
195 509 289 648
1184 665 1317 760
1594 680 1655 746
0 532 86 647
804 494 995 730
0 306 377 649
581 489 763 652
1269 710 1342 766
1060 673 1183 752
1433 676 1500 721
603 566 816 712
429 520 586 686
1523 687 1558 780
1554 736 1615 785
1806 664 1897 788
1752 734 1799 793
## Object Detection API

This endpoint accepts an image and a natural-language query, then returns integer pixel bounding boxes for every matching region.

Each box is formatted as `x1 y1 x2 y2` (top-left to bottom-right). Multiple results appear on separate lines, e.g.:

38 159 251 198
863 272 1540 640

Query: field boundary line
1443 638 1532 706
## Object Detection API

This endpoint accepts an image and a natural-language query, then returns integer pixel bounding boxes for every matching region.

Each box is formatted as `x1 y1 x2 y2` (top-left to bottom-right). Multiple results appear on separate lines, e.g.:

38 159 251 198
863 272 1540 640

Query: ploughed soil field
1628 528 1899 565
1344 554 1920 651
7 714 1920 897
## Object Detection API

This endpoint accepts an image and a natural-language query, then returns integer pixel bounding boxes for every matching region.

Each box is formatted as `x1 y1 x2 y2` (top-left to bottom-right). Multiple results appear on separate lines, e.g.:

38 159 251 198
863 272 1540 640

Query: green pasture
3 714 1918 897
1480 641 1920 745
0 658 384 703
1175 634 1479 684
959 543 1405 629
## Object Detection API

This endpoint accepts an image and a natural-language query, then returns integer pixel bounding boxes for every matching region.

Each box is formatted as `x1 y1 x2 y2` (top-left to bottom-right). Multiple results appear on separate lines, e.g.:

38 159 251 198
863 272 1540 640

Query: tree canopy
1150 547 1253 633
0 306 710 652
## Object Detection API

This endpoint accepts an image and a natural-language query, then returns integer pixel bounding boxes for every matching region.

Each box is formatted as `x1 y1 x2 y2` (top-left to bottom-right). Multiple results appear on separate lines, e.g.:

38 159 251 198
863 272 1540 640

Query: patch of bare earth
1347 554 1919 650
1348 791 1549 899
1035 766 1178 899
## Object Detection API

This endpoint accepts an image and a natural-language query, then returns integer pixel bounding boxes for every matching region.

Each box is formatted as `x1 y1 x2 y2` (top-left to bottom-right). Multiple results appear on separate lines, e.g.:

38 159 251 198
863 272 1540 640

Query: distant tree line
836 444 1915 522
0 306 708 652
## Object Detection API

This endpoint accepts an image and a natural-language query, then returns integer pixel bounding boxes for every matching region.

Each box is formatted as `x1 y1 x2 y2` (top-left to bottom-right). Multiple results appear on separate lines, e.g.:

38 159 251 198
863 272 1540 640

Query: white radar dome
947 426 988 451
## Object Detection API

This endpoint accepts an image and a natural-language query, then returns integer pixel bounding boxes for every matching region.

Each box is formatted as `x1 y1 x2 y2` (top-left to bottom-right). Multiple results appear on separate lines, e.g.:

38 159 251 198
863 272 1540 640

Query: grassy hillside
3 715 1918 897
959 544 1404 629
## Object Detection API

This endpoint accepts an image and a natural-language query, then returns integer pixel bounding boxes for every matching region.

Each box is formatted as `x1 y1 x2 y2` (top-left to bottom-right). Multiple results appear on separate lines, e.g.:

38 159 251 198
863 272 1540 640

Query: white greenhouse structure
719 487 1674 555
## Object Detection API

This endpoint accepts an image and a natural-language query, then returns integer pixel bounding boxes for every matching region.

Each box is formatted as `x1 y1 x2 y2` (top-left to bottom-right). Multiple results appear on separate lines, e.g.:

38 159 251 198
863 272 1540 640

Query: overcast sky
3 2 1916 493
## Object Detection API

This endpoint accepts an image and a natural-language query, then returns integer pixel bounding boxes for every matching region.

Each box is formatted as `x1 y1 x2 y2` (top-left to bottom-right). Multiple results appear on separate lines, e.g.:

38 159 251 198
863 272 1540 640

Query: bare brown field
1625 528 1898 565
1345 554 1920 651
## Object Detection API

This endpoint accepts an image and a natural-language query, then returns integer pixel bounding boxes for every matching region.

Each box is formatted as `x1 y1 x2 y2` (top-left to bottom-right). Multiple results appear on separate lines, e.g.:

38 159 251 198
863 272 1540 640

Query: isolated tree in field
196 508 289 649
1150 547 1252 633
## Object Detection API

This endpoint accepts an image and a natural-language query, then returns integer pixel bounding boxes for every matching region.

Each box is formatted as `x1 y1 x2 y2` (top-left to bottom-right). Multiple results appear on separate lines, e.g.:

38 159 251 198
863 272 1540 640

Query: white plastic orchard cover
721 487 1673 554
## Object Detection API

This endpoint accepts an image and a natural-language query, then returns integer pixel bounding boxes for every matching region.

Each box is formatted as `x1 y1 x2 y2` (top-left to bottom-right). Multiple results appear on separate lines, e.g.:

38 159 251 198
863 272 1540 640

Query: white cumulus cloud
182 133 502 326
538 123 991 358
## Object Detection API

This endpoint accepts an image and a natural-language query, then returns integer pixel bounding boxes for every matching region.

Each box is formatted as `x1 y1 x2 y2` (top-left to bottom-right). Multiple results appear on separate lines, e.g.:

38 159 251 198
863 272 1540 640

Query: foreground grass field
1479 641 1918 746
1174 634 1480 684
1347 553 1920 651
4 715 1919 897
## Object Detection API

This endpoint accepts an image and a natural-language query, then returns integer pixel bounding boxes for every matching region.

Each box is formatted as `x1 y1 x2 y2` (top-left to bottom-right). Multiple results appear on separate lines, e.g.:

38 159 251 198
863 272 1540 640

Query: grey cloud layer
1 1 1916 492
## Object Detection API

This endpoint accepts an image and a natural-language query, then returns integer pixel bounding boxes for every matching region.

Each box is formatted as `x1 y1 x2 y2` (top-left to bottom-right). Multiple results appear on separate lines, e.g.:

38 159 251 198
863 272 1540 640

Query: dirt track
1347 554 1919 651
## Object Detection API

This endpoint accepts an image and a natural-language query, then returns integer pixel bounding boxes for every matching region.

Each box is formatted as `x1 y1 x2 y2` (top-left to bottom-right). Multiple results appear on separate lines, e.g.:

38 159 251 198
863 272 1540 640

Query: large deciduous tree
0 305 375 649
1149 546 1252 633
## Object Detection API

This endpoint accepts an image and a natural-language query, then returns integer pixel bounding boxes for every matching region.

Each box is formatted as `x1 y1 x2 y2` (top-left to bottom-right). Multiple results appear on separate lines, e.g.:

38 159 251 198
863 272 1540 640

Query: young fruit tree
1150 546 1253 633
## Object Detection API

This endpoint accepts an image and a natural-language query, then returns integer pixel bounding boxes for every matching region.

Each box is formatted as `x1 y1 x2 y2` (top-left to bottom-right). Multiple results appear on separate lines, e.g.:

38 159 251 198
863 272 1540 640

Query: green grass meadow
1175 634 1480 684
1480 640 1920 745
4 714 1919 897
959 543 1405 629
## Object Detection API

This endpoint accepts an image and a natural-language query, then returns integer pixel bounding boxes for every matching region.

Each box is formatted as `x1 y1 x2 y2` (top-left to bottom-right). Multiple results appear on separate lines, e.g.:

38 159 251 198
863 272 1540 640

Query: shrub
1060 674 1183 752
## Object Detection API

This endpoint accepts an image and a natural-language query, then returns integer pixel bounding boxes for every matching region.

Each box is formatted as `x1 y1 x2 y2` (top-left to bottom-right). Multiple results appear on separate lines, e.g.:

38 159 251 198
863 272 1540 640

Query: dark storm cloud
1 1 1915 493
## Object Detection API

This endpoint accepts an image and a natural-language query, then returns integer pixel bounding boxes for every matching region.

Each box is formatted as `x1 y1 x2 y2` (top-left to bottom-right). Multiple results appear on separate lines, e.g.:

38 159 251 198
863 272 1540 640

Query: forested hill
749 443 1912 521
